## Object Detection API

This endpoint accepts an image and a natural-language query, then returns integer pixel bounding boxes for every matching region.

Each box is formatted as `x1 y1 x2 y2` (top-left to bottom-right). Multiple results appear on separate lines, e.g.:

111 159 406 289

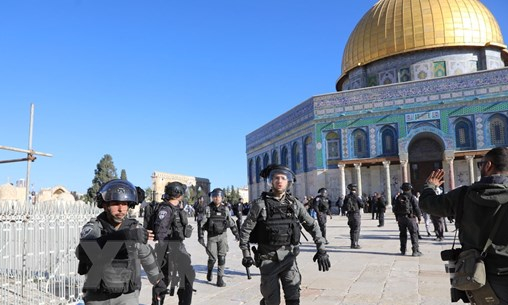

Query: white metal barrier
0 200 99 305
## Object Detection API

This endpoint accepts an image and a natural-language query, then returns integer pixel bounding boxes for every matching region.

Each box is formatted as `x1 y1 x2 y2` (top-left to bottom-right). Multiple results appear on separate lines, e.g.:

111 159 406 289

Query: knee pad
207 258 216 266
218 255 226 266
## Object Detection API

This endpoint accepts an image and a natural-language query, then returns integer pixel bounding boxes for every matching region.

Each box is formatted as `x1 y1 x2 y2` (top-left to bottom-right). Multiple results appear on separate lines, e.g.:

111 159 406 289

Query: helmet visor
268 168 294 184
99 181 138 203
210 189 224 198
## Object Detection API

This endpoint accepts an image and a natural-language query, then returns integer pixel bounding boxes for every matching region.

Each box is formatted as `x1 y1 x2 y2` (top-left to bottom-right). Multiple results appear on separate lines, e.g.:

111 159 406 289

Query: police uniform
152 201 195 305
76 212 163 305
312 193 331 243
393 190 422 256
200 202 239 286
376 195 387 227
232 199 244 236
240 191 327 305
343 189 364 249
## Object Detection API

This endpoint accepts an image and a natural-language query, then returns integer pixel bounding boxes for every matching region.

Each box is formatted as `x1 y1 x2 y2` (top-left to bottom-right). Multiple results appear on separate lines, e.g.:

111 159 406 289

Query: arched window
455 118 474 149
352 129 368 158
326 132 340 159
291 142 300 172
303 136 312 172
255 156 262 183
272 150 279 165
263 153 269 169
381 126 397 155
281 146 289 167
248 159 254 185
489 114 508 146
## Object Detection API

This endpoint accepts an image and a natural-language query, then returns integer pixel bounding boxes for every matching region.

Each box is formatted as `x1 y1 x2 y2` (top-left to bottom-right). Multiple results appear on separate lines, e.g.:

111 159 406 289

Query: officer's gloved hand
124 228 149 244
242 256 254 268
152 280 168 299
313 249 331 272
198 237 205 246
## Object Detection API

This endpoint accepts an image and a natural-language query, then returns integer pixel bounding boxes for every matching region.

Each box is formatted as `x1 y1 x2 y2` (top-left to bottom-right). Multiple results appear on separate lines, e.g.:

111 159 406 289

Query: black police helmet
401 183 413 191
318 187 328 196
163 181 187 200
260 164 296 187
347 183 358 191
209 188 225 198
96 179 139 208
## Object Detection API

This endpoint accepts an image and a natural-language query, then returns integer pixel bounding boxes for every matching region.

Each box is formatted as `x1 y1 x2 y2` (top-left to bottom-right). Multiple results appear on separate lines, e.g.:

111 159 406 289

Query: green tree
226 185 240 204
84 154 118 204
120 169 127 180
145 187 153 203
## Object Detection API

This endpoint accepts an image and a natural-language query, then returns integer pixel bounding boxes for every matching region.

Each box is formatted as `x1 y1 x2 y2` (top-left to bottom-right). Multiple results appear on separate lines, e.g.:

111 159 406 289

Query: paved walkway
138 212 465 305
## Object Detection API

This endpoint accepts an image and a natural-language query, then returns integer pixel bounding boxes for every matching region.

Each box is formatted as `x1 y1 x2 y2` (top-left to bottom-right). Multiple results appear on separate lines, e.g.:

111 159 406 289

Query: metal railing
0 200 99 305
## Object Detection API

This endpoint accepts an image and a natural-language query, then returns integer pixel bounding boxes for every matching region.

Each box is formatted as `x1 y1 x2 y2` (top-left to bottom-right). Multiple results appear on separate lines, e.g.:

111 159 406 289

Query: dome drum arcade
246 0 508 204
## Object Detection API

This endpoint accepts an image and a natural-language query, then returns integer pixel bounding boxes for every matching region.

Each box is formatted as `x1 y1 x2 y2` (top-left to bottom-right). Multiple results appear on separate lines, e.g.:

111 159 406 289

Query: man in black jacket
343 183 364 249
419 147 508 304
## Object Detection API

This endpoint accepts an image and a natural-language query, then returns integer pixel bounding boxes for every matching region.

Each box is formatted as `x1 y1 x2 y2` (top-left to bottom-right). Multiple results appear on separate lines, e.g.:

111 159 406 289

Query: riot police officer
343 183 364 249
194 196 206 224
240 164 331 305
76 179 166 305
198 188 239 287
232 197 244 236
152 182 195 305
392 183 422 256
312 188 332 244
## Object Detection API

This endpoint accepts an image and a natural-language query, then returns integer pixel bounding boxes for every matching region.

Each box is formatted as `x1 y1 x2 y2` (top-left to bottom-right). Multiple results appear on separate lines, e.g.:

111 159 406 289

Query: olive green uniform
239 192 326 305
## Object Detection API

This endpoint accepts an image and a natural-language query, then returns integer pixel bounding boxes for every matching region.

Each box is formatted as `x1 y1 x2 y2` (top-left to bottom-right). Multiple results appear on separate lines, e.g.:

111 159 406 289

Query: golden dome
338 0 506 87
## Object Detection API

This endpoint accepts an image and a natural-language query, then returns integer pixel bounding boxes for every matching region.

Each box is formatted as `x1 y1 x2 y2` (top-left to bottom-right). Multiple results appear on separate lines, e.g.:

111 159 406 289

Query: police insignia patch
159 210 168 220
80 226 94 238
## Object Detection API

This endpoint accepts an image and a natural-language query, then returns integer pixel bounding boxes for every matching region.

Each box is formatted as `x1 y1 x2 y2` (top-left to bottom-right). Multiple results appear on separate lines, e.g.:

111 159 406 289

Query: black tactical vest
154 203 188 241
206 204 228 236
83 217 140 294
316 196 330 212
250 196 300 247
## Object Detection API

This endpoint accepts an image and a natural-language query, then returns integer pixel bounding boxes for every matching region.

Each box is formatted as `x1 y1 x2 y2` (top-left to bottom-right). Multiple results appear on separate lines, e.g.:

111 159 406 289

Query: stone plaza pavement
138 212 466 305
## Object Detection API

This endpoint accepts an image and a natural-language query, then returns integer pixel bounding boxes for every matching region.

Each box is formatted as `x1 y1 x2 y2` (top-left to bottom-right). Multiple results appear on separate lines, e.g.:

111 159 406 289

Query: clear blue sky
1 0 507 194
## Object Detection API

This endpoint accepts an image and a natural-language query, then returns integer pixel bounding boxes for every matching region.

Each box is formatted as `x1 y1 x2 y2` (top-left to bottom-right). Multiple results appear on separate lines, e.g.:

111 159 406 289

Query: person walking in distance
343 183 364 249
199 188 240 287
312 188 332 244
232 197 245 237
392 183 423 256
375 192 387 227
240 164 331 305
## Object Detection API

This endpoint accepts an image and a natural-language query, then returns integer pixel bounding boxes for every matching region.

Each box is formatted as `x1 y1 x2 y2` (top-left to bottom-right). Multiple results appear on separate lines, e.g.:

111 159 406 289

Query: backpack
394 193 413 215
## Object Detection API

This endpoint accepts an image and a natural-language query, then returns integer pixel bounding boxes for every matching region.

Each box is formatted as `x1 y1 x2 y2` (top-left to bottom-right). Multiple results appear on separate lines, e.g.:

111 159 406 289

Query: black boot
217 276 226 287
285 299 300 305
412 246 423 257
206 267 213 282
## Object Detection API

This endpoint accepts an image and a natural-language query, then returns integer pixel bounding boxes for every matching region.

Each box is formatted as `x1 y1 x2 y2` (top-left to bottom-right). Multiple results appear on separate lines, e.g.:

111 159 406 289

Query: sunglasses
476 161 486 169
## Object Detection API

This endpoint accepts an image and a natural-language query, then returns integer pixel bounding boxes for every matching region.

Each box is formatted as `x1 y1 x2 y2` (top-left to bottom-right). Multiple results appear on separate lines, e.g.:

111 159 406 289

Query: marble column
400 160 409 183
338 164 346 197
383 161 392 207
444 153 456 191
354 163 362 196
465 155 476 185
